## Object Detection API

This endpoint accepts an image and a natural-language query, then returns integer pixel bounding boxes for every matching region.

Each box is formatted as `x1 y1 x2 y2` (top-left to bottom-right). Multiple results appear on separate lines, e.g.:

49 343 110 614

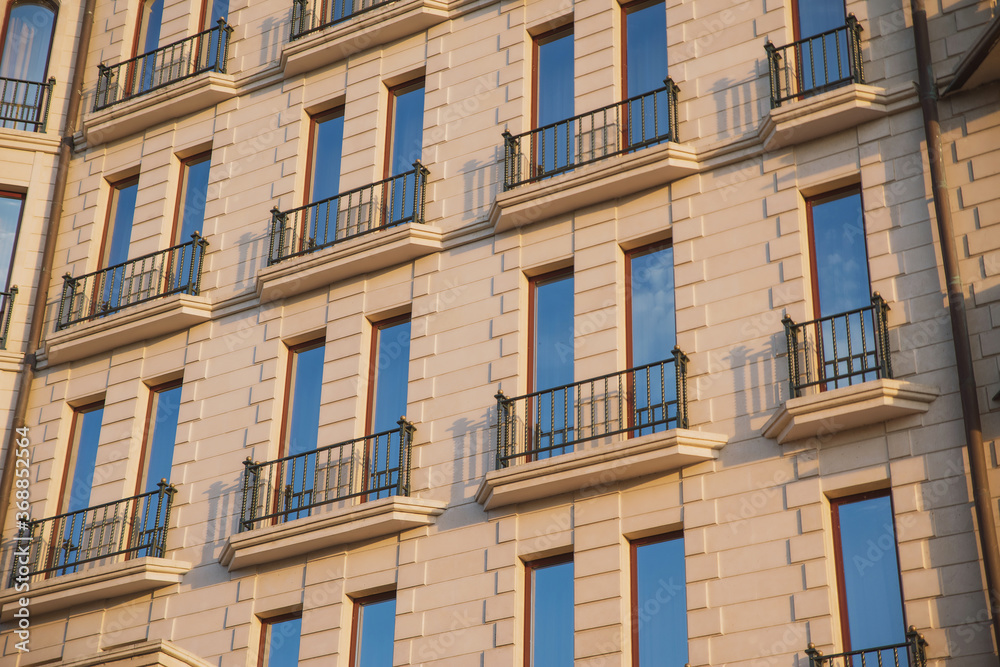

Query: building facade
1 0 1000 664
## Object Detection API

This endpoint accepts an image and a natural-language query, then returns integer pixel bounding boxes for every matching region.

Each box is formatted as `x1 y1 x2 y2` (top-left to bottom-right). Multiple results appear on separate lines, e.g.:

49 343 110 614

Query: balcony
58 233 208 330
765 16 864 108
291 0 397 39
805 628 927 667
257 163 444 301
763 294 938 444
279 0 448 77
94 20 233 111
83 21 237 146
502 80 679 191
0 77 55 133
1 482 189 620
221 420 446 570
491 80 697 232
44 234 211 365
0 286 16 350
477 350 729 510
758 16 893 150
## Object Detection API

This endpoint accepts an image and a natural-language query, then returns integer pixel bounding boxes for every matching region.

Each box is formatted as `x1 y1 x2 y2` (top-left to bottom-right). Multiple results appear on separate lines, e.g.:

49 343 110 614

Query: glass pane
137 0 163 54
311 112 345 203
177 156 211 243
796 0 845 38
143 385 181 491
635 537 688 667
626 2 667 97
204 0 228 25
837 495 906 652
0 194 24 288
371 320 410 433
812 191 869 317
630 247 676 434
530 559 574 667
355 597 396 666
389 83 424 177
283 344 324 519
535 30 574 177
533 274 574 457
65 406 104 513
105 181 138 268
0 2 56 82
262 617 302 667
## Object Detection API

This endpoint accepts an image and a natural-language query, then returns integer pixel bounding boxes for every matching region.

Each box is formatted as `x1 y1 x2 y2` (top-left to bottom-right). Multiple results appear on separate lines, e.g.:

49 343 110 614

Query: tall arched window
134 0 163 56
0 0 57 82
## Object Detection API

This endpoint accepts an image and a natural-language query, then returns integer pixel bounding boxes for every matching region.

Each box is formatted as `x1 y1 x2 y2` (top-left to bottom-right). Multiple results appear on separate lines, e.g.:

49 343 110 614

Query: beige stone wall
3 0 1000 665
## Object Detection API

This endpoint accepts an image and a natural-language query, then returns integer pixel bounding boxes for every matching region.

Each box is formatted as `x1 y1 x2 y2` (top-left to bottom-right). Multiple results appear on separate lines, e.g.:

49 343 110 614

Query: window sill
256 222 444 302
43 293 212 366
280 0 449 78
758 83 896 150
80 71 237 147
762 378 939 445
475 428 727 511
0 557 190 621
489 141 698 233
219 496 447 570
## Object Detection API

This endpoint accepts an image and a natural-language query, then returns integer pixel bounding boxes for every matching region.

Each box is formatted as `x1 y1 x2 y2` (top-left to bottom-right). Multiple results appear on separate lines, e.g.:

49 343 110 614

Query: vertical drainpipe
909 0 1000 653
0 0 98 533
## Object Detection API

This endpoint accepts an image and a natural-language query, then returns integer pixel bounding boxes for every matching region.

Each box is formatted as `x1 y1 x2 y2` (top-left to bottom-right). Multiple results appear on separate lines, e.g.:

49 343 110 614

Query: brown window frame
0 190 26 291
791 0 847 42
257 612 303 667
171 151 212 245
804 184 870 320
830 489 907 652
530 24 573 132
0 0 59 83
523 552 574 667
100 175 140 270
57 401 105 516
304 106 345 206
347 591 397 666
527 268 573 396
629 531 685 666
133 379 182 498
383 79 425 180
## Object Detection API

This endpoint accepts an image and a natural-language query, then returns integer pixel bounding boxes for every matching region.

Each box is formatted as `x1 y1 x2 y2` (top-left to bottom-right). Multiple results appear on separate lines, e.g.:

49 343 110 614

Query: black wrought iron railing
94 19 234 111
268 162 429 265
765 15 864 108
57 232 209 330
805 628 928 667
291 0 397 39
239 420 416 531
502 79 680 190
495 349 689 469
782 293 891 398
7 481 177 587
1 77 55 132
0 286 16 350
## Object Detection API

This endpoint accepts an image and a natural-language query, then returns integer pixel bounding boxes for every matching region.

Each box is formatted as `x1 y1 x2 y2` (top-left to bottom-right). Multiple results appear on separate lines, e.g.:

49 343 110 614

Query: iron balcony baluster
766 16 865 108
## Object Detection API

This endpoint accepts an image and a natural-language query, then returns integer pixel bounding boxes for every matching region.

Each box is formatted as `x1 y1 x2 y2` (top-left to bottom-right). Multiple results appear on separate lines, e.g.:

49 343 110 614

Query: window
626 244 677 434
258 615 302 667
525 555 573 667
528 270 574 457
792 0 850 94
622 1 668 148
0 0 56 82
61 403 104 515
533 26 574 177
831 492 906 654
807 187 880 389
201 0 228 27
623 0 666 98
808 187 869 319
103 178 139 269
279 340 325 519
631 534 687 667
134 0 163 56
386 81 424 178
304 108 346 247
349 593 396 666
139 382 182 491
366 317 410 499
175 154 211 244
0 192 25 289
0 0 56 130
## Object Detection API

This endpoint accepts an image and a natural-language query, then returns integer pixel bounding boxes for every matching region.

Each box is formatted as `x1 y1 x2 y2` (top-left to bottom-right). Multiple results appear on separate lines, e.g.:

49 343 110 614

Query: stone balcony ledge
0 557 190 621
762 378 939 445
220 496 447 570
476 428 728 510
